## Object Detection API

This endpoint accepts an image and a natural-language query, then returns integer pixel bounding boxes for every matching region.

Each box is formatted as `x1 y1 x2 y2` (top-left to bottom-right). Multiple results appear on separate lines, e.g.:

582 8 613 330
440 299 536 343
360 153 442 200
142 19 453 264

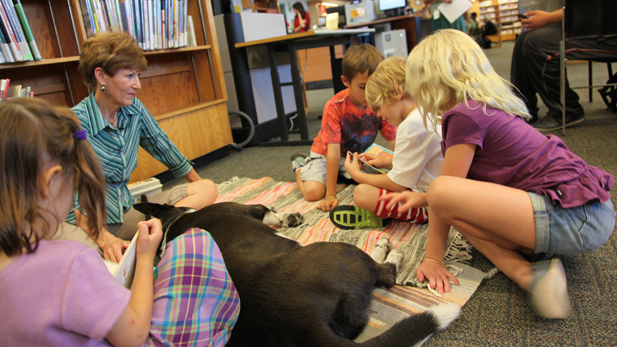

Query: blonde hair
0 98 106 256
342 44 384 82
78 31 148 89
406 29 530 131
365 56 412 112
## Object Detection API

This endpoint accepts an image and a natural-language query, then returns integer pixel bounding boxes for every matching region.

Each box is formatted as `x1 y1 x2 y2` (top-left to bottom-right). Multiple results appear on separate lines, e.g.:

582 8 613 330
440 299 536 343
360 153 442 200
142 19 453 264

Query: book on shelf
76 0 193 52
359 143 394 175
1 0 31 61
186 15 196 47
13 0 41 60
0 1 21 62
0 78 9 99
0 22 13 63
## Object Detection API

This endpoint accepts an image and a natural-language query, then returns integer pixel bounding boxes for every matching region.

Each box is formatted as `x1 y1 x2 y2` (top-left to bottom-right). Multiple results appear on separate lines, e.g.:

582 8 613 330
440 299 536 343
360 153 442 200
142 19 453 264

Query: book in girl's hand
360 143 394 174
103 232 138 288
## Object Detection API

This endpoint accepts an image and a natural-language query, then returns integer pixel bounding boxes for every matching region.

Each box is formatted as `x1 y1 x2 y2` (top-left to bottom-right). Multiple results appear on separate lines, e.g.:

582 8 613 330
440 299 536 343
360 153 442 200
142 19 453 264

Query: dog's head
133 202 196 265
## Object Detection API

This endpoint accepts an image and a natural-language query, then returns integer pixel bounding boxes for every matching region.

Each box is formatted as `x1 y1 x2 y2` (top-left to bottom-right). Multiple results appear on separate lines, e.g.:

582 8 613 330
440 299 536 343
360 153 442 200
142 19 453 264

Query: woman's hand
416 258 459 295
135 219 163 259
97 230 130 263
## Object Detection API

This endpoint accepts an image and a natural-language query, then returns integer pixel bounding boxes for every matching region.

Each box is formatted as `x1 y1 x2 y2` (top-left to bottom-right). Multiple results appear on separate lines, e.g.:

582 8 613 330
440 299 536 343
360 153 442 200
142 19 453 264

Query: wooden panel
137 53 200 116
199 0 227 103
22 0 62 59
297 47 333 83
47 0 80 57
130 102 233 182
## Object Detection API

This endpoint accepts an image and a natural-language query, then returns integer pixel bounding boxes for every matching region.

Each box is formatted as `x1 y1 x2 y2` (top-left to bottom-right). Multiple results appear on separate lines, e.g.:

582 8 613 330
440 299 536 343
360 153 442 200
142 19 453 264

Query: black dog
134 202 460 347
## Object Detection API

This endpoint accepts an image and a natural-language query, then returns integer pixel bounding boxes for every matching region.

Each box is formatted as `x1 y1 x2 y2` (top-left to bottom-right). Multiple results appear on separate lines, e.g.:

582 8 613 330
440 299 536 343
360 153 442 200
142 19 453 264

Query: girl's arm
106 219 163 347
417 143 476 294
184 168 201 183
317 143 341 211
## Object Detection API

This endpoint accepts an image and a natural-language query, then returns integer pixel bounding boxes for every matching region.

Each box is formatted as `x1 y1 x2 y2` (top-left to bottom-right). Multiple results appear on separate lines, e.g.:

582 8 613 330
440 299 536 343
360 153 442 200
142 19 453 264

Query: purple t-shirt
0 239 130 346
441 100 613 208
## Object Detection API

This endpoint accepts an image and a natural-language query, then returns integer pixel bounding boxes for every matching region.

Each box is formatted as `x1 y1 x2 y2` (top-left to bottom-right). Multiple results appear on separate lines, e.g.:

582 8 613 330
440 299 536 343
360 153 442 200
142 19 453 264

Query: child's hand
416 258 459 295
358 153 391 169
317 195 339 212
135 218 163 258
380 191 417 212
343 152 362 177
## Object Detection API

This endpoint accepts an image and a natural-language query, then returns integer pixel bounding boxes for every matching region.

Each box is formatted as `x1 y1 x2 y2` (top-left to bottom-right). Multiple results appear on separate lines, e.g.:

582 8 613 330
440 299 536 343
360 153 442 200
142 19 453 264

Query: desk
235 29 375 146
345 14 423 54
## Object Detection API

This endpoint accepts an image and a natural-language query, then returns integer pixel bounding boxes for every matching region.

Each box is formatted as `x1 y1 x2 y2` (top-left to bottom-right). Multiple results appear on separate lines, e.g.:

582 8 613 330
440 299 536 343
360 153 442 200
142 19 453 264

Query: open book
103 232 138 288
359 143 394 175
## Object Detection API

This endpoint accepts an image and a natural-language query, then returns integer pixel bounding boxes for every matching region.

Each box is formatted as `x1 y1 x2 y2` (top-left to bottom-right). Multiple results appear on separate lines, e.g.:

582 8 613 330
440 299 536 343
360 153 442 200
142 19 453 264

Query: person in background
382 29 614 319
266 1 278 13
422 0 466 33
291 44 396 212
0 98 239 346
511 0 617 130
329 56 443 230
292 2 311 32
67 32 218 262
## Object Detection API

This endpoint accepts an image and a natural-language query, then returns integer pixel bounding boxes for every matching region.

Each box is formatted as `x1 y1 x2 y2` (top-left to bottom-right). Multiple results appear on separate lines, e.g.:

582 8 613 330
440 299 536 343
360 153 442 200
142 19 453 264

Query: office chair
559 0 617 132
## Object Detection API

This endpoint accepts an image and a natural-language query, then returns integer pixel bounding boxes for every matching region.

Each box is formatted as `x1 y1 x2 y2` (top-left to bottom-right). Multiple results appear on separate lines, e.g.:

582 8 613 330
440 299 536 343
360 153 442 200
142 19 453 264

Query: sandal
530 258 570 319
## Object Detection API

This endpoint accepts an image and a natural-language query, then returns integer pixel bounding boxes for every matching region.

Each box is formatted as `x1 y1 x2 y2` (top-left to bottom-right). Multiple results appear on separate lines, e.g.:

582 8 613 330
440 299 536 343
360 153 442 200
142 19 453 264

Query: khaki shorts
108 183 189 240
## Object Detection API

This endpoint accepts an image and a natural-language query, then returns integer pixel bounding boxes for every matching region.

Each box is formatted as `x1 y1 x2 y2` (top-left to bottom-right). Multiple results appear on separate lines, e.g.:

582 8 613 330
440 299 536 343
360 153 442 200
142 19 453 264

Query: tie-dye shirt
311 88 396 156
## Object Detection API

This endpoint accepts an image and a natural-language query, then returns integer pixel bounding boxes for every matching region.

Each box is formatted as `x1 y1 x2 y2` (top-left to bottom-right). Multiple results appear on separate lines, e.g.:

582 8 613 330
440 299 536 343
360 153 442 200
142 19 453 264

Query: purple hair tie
73 130 87 141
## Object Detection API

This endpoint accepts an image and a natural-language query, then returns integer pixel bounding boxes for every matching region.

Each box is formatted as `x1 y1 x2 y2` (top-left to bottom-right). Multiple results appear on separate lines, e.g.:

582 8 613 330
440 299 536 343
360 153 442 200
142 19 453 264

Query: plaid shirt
147 228 240 346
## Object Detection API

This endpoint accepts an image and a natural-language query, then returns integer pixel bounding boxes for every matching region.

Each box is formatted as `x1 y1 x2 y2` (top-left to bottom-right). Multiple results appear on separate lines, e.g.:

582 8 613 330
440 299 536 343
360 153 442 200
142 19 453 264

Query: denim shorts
529 192 616 255
299 151 350 185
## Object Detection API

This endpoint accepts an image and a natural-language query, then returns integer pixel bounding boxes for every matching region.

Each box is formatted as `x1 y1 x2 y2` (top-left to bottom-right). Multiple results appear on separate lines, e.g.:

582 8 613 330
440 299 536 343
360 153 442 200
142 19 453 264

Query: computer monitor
326 5 346 28
379 0 406 17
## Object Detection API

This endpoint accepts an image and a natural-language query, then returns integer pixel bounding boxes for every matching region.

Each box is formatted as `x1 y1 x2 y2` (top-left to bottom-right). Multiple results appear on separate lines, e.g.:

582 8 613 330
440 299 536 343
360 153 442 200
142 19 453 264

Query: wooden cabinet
2 0 232 183
479 0 522 46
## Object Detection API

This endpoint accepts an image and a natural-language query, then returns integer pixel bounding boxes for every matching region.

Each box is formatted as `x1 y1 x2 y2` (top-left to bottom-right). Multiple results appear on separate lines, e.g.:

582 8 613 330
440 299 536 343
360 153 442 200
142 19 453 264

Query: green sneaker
329 205 390 230
290 153 306 172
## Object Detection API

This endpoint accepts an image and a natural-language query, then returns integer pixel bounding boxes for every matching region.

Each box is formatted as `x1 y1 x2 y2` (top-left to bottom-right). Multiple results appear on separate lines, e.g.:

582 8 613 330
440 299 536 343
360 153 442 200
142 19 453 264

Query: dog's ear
133 202 175 217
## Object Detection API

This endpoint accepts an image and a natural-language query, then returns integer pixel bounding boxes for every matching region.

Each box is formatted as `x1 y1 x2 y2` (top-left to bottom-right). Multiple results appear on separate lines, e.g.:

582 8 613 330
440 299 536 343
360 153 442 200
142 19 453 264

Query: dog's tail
358 303 461 347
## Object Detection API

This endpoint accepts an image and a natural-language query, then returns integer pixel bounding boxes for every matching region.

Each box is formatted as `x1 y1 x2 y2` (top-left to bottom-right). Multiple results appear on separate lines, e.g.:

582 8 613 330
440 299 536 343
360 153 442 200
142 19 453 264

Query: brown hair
365 56 412 112
0 98 106 256
78 31 148 89
342 44 384 82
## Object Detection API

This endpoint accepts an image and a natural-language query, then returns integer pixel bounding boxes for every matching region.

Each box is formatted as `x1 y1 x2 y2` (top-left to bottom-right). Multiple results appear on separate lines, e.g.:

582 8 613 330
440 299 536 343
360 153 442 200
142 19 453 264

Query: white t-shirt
387 108 443 192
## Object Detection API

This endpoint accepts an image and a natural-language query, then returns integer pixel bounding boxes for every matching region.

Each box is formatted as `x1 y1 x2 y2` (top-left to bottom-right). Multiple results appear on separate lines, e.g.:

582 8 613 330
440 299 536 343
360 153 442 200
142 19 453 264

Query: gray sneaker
530 258 570 319
533 112 585 132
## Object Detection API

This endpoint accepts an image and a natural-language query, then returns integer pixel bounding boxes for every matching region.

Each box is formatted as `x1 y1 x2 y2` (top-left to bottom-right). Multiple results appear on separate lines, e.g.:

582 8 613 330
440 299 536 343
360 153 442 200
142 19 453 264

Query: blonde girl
382 29 615 319
0 98 239 346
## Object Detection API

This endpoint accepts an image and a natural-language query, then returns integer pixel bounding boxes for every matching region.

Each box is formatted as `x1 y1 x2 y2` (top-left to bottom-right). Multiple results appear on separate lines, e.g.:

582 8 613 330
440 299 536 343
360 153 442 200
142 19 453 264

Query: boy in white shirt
329 56 443 229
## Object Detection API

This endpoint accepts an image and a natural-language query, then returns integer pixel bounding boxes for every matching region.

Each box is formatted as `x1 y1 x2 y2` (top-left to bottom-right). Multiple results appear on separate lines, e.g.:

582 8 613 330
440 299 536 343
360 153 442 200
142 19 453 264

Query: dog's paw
280 212 303 227
262 211 304 227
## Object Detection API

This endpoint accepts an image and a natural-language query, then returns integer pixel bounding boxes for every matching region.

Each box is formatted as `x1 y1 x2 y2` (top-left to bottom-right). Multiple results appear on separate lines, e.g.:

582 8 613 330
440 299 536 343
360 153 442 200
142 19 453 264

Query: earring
101 84 106 92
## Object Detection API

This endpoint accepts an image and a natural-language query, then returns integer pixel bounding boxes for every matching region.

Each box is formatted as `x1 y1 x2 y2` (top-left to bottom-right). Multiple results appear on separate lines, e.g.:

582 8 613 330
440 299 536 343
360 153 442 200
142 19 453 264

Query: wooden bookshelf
5 0 232 183
479 0 522 47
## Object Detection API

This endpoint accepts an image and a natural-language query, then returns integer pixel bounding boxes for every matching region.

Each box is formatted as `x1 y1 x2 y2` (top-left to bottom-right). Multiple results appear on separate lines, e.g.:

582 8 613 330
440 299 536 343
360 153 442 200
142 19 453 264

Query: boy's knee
353 184 374 207
300 183 326 201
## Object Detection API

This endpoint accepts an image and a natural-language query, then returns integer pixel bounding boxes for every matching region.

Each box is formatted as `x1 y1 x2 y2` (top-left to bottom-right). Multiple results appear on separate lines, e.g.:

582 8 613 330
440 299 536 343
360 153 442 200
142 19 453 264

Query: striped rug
215 177 496 343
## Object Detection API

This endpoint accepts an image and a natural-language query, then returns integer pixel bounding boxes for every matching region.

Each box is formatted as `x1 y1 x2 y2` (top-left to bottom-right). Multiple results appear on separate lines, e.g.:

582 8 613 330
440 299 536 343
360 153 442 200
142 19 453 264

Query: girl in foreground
382 29 615 319
0 98 239 346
